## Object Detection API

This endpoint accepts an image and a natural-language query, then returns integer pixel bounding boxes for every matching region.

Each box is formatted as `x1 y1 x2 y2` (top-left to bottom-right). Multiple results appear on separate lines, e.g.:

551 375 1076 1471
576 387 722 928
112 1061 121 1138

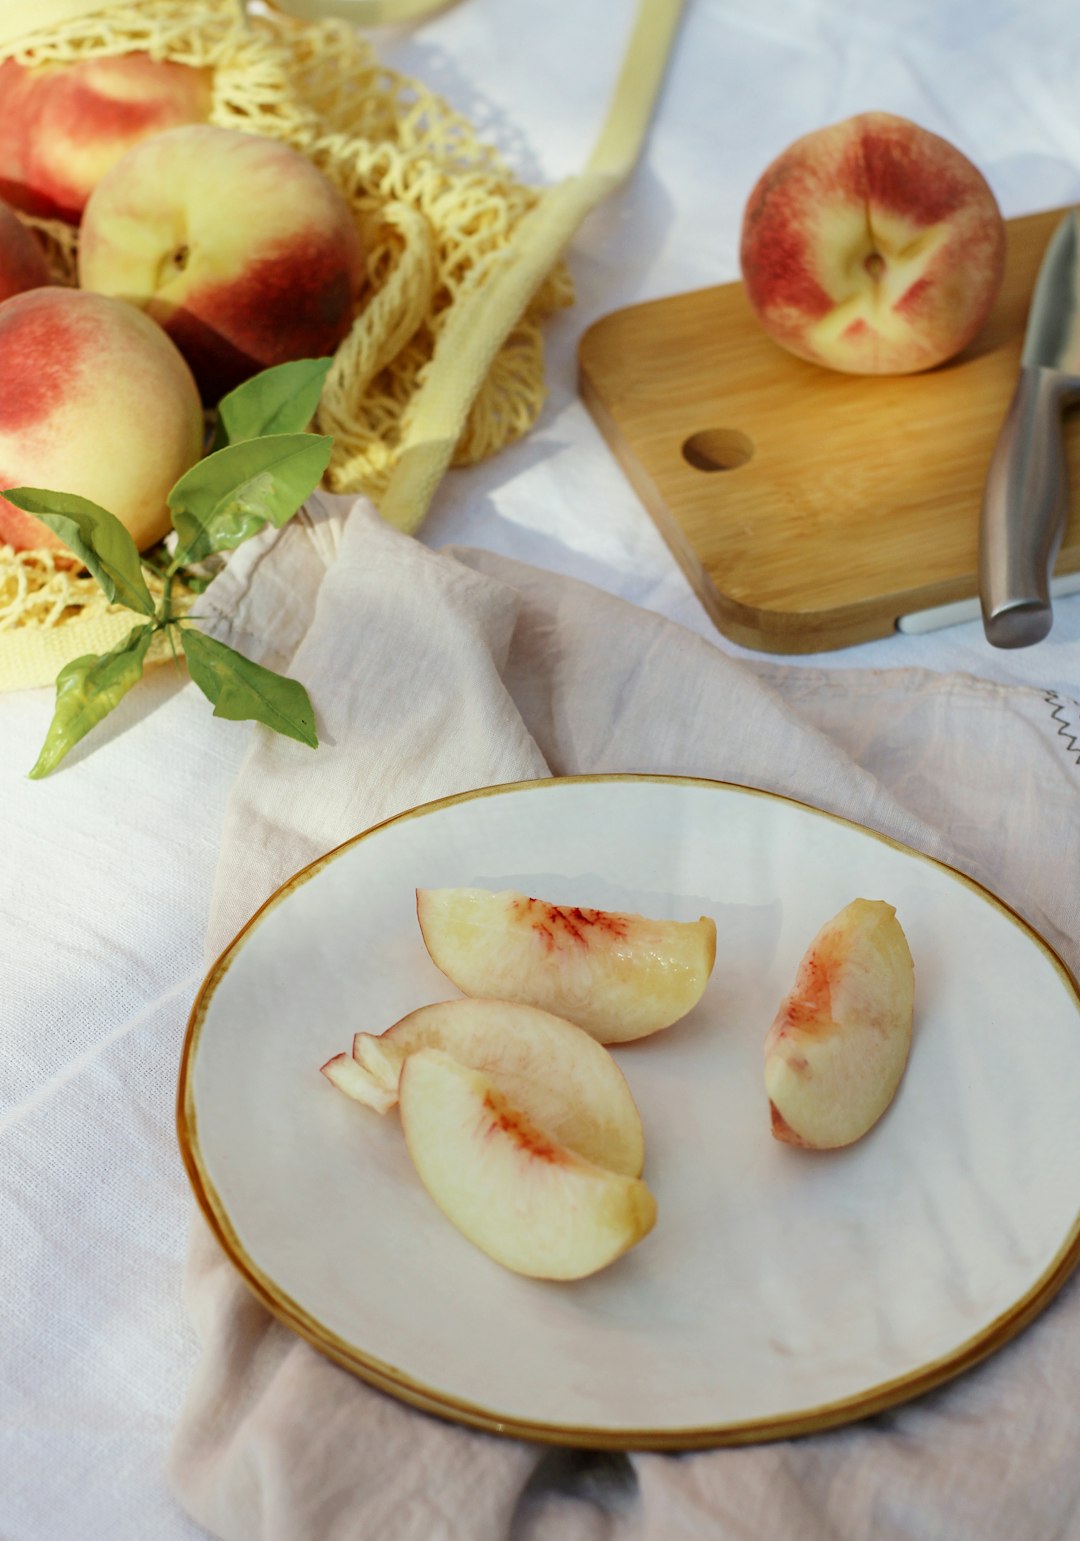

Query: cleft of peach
739 111 1006 375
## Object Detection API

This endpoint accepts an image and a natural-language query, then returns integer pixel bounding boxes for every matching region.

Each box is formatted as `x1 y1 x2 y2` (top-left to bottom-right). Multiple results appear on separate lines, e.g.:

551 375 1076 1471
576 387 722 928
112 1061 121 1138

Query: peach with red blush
78 124 363 402
739 112 1006 374
0 287 203 554
0 53 211 224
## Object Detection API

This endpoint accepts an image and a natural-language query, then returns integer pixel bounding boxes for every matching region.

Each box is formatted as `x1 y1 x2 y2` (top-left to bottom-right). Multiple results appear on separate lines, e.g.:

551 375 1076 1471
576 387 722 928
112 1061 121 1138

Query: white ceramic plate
179 776 1080 1448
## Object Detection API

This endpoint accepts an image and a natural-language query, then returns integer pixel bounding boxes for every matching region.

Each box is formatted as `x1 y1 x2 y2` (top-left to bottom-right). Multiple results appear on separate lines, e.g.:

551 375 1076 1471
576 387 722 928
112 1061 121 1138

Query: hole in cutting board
682 429 754 472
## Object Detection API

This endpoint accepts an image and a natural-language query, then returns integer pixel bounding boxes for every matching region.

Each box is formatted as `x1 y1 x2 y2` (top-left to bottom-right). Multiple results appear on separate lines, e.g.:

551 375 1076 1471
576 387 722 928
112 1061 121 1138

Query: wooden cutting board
578 207 1080 653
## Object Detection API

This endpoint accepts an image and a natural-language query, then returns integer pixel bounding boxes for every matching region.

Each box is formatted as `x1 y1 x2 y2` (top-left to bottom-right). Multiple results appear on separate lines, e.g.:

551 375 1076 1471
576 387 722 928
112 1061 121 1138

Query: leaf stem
140 551 173 581
165 620 183 677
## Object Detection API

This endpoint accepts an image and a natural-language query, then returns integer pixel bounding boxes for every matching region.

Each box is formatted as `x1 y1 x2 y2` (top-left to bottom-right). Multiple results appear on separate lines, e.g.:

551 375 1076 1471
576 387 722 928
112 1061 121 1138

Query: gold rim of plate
176 772 1080 1450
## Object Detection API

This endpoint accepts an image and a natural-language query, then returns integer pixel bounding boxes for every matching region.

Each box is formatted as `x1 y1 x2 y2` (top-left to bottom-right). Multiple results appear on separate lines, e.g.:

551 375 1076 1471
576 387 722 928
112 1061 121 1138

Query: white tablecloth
3 2 1080 1536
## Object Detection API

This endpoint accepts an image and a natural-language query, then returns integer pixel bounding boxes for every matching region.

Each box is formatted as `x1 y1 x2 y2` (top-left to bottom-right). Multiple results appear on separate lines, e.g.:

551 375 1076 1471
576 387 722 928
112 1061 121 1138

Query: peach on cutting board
415 887 717 1043
739 111 1005 374
0 287 203 554
322 995 645 1177
398 1048 657 1280
0 53 212 224
764 898 915 1150
78 123 363 402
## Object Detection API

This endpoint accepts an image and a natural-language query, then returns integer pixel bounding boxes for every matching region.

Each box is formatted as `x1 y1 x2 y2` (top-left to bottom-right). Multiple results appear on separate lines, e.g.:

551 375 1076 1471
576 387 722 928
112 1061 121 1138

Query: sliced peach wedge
320 996 645 1177
321 1050 396 1115
764 898 915 1150
399 1048 657 1280
415 887 717 1043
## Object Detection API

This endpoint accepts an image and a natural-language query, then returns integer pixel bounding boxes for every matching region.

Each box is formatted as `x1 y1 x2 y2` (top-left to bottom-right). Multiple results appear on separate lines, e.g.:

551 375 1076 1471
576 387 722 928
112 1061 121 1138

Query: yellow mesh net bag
0 0 681 692
0 0 574 688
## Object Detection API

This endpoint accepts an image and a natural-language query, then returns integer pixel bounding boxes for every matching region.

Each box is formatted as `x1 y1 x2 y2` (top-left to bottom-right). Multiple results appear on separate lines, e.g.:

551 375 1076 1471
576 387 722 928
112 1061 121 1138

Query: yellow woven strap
379 0 685 535
0 610 141 691
265 0 455 22
0 0 116 44
0 0 248 45
0 0 456 46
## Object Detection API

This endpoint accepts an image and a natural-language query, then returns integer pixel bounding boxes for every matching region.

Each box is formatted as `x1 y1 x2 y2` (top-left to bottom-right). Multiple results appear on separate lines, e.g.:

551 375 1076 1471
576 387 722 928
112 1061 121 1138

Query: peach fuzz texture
78 124 364 403
739 111 1006 374
0 201 50 302
0 288 204 553
0 54 212 225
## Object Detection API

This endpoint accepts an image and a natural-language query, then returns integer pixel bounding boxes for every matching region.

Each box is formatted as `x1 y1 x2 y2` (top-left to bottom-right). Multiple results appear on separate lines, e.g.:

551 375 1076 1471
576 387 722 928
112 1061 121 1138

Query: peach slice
415 887 717 1043
398 1048 657 1279
321 997 644 1177
764 898 915 1150
321 1051 396 1115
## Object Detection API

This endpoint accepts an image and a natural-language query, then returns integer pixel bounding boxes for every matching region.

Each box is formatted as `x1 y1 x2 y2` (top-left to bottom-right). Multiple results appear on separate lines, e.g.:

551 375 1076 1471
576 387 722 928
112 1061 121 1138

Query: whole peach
0 53 212 224
79 124 364 402
0 288 204 553
0 199 50 300
739 112 1006 374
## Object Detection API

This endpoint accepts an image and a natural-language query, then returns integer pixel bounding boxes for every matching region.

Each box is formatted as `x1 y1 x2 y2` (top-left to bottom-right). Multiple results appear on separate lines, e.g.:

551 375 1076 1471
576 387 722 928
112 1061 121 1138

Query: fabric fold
172 499 1080 1541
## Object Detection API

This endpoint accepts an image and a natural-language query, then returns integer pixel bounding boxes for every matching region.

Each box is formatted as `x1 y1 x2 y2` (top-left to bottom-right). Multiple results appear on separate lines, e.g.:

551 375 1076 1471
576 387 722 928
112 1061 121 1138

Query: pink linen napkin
171 493 1080 1540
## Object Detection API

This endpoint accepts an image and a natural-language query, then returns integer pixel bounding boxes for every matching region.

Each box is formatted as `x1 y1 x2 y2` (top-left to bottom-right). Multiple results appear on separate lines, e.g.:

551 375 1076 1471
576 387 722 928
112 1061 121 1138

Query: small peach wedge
320 1050 396 1115
399 1048 657 1280
415 887 716 1043
764 898 915 1150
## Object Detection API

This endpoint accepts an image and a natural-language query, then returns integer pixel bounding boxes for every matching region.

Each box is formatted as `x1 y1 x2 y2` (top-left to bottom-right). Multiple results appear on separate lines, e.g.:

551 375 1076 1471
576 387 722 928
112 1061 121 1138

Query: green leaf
181 626 318 748
4 488 155 616
168 434 333 566
29 623 155 778
212 358 334 451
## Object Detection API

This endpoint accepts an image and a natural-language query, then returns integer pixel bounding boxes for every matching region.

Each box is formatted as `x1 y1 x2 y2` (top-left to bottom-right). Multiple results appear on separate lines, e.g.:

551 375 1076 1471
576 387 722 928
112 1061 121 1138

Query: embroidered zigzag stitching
1044 690 1080 766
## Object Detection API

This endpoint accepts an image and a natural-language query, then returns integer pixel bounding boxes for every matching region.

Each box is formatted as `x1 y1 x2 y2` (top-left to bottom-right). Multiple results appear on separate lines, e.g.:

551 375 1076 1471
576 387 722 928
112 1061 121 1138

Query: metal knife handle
979 366 1074 648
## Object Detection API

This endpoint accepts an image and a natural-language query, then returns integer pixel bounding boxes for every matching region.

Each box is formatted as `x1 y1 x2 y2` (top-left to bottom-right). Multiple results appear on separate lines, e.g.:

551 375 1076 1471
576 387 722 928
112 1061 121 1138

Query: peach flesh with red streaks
78 124 363 401
398 1048 657 1280
482 1091 566 1164
739 111 1005 374
415 887 717 1043
764 898 915 1150
322 995 645 1176
0 287 203 553
0 54 211 224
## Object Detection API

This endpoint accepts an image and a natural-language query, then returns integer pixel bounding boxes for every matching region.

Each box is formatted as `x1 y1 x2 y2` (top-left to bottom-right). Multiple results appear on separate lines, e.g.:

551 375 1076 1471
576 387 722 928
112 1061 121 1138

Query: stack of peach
0 52 363 557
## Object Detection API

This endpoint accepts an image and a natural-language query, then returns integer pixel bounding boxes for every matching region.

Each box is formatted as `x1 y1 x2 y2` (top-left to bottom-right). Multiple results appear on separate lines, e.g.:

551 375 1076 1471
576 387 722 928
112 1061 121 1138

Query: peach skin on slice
764 898 915 1150
399 1048 657 1280
415 887 717 1043
320 1051 396 1114
321 997 644 1177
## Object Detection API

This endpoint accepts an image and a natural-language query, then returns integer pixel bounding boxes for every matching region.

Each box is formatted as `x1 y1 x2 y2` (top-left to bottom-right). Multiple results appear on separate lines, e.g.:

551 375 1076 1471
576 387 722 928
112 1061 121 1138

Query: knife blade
979 208 1080 647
